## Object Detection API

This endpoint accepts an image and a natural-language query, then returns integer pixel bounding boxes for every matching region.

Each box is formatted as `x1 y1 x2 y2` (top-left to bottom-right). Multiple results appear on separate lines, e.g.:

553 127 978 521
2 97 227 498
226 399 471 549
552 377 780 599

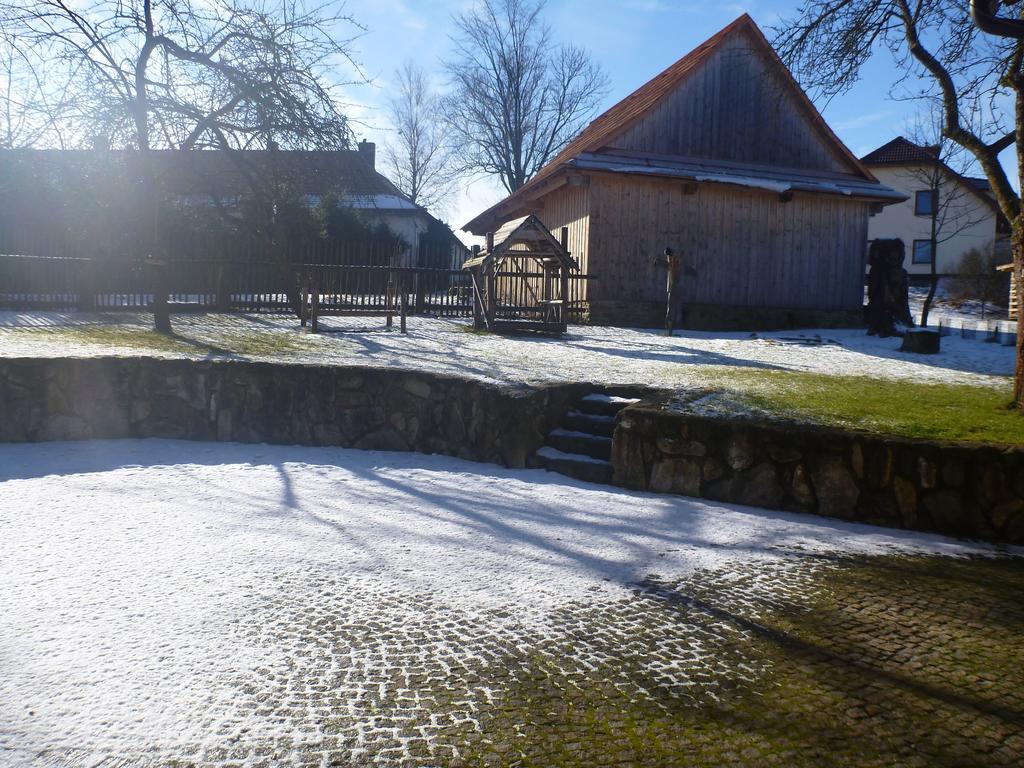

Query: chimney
358 140 376 169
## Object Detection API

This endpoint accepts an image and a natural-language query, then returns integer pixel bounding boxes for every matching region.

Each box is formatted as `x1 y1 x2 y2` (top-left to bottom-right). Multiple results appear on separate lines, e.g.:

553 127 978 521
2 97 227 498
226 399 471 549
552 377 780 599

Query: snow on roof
568 152 905 201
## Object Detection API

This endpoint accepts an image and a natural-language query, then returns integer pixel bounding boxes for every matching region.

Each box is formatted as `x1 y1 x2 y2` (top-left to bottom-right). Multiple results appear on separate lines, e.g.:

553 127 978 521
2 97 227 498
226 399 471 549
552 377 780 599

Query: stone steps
535 446 614 485
534 393 641 485
563 411 617 438
547 428 613 461
576 393 642 417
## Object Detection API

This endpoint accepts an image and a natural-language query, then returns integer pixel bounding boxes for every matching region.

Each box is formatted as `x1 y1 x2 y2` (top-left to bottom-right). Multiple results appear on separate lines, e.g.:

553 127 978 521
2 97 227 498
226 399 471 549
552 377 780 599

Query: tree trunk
1012 216 1024 409
920 180 939 327
151 261 172 333
133 15 171 335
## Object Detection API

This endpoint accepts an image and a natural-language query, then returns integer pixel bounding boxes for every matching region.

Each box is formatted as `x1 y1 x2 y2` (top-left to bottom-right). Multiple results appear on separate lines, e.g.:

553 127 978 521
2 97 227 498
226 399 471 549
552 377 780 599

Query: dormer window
914 190 937 216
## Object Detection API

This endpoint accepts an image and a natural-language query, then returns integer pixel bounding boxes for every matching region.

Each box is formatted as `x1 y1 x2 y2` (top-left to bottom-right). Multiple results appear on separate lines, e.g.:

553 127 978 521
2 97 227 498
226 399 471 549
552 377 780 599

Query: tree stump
900 329 941 354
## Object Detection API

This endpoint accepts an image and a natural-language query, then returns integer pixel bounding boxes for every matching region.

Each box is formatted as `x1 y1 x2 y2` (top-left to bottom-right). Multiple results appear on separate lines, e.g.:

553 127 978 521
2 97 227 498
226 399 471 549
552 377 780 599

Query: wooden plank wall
587 175 869 311
536 183 592 298
610 34 851 174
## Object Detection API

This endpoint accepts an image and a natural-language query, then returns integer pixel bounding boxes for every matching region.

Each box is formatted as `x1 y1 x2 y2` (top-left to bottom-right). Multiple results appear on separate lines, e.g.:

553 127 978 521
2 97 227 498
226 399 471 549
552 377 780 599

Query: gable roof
0 148 422 212
462 214 578 271
859 137 1002 217
464 14 880 234
860 137 940 165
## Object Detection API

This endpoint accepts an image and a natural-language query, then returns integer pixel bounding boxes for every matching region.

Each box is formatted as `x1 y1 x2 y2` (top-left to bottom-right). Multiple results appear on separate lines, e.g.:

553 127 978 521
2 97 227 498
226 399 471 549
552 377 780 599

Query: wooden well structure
462 215 578 335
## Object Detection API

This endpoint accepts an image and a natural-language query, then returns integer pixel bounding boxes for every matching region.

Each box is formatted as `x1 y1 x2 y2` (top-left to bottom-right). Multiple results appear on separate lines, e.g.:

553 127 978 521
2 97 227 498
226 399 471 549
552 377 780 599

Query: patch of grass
453 323 492 335
212 331 318 357
706 368 1023 445
35 324 201 354
17 323 318 358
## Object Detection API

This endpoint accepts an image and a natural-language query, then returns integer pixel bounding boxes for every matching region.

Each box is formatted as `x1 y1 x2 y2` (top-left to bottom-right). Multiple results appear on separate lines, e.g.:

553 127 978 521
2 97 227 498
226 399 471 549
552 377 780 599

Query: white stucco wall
866 166 999 276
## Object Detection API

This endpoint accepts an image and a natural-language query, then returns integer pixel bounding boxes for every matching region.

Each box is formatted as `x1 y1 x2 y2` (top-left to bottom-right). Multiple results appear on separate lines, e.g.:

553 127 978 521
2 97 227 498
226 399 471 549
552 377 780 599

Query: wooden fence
0 253 594 322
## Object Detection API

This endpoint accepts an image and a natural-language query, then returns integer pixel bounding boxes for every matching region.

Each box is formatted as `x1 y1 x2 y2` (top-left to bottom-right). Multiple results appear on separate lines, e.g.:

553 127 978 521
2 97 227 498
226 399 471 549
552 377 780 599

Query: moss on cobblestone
444 556 1024 767
14 553 1021 766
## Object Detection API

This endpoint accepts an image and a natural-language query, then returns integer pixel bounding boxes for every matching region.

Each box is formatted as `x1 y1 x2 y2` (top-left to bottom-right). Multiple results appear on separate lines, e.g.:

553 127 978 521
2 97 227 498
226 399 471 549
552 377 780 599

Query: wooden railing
0 253 595 323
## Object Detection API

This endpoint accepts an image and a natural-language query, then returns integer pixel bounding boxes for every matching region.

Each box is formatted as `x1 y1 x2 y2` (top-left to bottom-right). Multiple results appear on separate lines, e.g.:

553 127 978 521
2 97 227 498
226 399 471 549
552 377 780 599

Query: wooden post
485 261 496 328
400 281 408 334
215 264 230 312
560 227 570 330
77 259 96 312
299 268 308 327
386 278 394 329
560 267 569 332
310 272 319 333
483 233 496 328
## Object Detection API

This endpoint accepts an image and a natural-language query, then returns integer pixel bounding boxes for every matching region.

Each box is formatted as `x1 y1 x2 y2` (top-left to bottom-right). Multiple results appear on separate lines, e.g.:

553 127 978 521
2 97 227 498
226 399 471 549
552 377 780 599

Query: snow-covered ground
0 311 1014 388
907 284 1015 326
0 440 1016 765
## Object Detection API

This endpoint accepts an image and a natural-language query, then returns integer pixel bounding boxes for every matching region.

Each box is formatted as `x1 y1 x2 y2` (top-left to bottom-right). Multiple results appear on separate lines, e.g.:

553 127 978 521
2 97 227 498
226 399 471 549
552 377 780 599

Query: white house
861 137 1008 277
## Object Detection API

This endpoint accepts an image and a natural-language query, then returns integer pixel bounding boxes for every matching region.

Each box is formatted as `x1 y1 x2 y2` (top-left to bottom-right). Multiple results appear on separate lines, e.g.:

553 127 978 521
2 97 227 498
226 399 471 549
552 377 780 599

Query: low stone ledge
0 357 588 468
612 396 1024 544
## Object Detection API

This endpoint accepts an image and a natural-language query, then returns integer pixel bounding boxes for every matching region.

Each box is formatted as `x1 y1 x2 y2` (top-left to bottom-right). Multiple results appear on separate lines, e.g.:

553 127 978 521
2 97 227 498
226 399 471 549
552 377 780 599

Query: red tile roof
464 14 875 234
860 137 1003 216
860 137 940 165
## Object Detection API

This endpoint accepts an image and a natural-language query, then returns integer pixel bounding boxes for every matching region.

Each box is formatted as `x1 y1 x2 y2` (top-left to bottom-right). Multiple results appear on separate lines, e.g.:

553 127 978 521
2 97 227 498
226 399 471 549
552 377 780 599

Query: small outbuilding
462 215 578 335
463 14 905 330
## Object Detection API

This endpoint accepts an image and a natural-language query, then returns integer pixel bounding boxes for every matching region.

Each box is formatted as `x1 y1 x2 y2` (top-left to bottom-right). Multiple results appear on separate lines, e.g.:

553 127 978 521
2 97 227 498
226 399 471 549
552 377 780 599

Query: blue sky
338 0 1000 238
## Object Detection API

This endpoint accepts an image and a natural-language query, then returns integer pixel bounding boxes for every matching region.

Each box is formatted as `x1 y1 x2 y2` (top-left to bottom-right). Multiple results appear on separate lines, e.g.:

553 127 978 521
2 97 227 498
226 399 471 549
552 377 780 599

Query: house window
914 190 937 216
912 239 934 265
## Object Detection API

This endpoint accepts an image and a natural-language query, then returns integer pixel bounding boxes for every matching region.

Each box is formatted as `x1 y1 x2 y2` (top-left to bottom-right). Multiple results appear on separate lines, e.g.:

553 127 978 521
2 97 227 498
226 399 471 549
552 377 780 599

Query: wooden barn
463 15 905 329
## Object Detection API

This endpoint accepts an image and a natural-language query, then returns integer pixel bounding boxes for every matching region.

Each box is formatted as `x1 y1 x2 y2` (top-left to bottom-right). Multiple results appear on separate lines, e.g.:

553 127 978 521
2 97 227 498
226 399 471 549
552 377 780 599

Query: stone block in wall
726 432 755 471
650 457 701 496
893 476 918 528
656 437 707 457
811 457 860 520
790 464 816 509
736 463 785 509
702 458 726 484
611 397 1024 543
767 443 802 464
862 443 895 490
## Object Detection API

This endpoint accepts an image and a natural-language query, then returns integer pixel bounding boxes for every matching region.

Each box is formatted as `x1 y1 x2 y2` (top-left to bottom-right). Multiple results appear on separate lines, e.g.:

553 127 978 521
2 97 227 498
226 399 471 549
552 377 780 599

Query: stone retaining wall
613 398 1024 543
0 357 585 468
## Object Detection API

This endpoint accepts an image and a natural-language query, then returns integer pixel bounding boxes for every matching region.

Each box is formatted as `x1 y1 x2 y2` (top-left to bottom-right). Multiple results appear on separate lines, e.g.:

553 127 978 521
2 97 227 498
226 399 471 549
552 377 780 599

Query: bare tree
901 121 993 326
382 62 456 214
0 0 363 331
441 0 608 193
774 0 1024 409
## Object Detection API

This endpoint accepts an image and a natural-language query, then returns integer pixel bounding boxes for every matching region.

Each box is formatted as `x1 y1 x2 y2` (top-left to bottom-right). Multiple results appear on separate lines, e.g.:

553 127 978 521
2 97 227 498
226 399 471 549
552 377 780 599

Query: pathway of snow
0 311 1014 388
0 440 1014 765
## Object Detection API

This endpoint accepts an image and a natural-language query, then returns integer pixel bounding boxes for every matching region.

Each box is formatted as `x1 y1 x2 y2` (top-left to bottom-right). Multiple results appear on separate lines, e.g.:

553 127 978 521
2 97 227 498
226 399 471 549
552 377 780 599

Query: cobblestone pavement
1 442 1022 767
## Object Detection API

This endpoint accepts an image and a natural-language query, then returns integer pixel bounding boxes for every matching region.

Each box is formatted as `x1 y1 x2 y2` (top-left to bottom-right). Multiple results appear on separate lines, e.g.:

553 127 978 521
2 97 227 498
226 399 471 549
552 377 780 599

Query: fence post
215 263 230 311
299 268 308 327
400 277 408 334
415 271 425 314
77 259 96 312
386 277 394 329
310 272 319 333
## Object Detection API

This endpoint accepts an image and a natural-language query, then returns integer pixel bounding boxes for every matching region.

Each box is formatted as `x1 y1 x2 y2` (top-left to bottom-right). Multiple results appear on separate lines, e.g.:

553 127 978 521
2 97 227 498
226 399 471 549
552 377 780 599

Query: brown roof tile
860 137 940 165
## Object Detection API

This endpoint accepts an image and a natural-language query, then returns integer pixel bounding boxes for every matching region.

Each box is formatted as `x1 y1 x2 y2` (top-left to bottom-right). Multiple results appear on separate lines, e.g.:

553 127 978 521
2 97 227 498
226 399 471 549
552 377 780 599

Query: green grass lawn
21 323 319 358
706 368 1023 445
